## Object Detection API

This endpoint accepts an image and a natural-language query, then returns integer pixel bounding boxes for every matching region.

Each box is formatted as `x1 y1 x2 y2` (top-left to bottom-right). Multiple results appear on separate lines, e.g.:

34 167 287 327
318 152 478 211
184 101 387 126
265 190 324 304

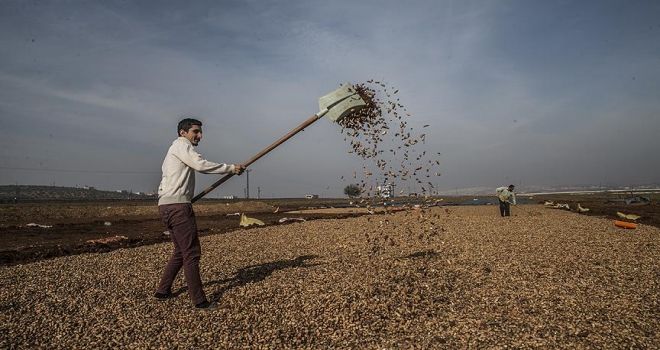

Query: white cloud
1 0 659 194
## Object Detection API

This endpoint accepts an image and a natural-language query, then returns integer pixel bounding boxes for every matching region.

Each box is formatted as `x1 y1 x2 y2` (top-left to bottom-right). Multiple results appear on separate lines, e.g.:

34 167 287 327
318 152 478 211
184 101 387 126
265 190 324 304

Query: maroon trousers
156 203 207 305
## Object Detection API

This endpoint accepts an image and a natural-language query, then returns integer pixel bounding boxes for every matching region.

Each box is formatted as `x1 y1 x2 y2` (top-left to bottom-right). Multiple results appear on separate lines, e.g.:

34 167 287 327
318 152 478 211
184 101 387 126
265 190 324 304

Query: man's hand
233 164 246 175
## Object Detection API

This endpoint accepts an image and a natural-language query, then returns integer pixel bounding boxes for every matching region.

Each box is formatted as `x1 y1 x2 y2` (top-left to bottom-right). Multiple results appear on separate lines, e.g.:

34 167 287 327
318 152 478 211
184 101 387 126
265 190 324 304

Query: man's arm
175 141 235 174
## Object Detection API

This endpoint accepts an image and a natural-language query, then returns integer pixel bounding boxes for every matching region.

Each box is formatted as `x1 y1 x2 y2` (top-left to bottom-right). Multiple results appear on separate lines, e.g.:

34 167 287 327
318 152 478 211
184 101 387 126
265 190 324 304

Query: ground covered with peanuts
2 204 659 348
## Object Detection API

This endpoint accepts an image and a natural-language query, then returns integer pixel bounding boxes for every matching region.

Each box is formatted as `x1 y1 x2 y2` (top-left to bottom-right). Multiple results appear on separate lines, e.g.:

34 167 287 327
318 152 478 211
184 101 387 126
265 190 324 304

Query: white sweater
158 137 235 205
495 187 516 205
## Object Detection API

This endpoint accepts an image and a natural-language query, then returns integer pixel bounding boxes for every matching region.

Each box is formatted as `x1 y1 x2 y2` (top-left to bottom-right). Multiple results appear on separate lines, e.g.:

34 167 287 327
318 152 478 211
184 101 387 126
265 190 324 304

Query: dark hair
508 184 515 188
177 118 202 136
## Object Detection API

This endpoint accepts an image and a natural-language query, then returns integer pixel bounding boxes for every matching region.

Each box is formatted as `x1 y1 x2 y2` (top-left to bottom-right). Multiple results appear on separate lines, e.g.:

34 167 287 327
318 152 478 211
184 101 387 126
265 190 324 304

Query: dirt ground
0 200 366 266
531 195 660 228
1 196 658 266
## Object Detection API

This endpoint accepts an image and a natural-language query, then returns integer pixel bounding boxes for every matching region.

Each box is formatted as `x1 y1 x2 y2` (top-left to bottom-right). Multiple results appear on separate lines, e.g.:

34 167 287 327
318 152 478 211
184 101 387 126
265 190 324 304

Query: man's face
508 186 515 192
180 125 202 146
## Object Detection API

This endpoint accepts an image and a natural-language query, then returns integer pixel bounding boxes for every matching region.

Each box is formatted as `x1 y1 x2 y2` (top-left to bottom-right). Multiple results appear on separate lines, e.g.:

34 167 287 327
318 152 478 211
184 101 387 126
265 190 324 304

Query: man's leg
156 233 183 295
158 204 207 305
504 202 511 216
499 200 506 217
156 205 182 295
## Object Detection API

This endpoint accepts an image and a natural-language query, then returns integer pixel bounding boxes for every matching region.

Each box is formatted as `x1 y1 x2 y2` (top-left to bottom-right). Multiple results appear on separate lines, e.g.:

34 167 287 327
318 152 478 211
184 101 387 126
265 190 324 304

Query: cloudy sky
1 0 659 198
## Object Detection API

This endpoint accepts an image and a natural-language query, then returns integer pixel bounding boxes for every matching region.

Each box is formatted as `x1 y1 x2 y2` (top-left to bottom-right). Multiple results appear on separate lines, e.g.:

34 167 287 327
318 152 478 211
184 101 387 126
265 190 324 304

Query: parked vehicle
377 185 393 199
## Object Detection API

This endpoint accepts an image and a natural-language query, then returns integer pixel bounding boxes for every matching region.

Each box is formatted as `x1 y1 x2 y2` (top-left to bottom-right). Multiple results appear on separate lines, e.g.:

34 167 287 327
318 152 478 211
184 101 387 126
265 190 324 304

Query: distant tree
344 184 361 198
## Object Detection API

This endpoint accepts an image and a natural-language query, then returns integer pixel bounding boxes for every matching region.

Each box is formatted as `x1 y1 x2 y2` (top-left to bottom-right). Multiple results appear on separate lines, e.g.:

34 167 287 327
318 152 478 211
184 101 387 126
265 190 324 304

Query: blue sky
1 0 659 197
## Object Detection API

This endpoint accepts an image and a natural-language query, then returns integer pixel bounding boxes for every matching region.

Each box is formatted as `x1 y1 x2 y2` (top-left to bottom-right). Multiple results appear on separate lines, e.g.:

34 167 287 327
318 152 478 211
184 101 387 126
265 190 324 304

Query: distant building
305 194 319 199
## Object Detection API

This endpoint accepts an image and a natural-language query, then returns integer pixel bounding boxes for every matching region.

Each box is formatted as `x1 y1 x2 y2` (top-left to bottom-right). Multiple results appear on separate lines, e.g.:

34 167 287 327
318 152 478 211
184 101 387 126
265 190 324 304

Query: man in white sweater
154 118 244 311
495 184 516 217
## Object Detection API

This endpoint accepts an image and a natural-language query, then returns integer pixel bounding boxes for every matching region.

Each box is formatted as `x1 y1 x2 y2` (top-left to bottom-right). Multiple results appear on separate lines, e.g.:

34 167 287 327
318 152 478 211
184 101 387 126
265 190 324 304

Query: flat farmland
1 197 659 348
0 199 366 266
1 195 658 266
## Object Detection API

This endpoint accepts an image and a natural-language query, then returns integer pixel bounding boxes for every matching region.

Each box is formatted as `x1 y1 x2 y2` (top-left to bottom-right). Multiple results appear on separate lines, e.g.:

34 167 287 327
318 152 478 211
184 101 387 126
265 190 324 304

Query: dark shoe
153 292 171 301
195 301 217 311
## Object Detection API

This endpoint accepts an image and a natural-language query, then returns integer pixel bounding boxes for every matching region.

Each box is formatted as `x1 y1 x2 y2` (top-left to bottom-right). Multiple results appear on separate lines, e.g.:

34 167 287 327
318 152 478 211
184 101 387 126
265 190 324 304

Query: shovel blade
318 82 367 122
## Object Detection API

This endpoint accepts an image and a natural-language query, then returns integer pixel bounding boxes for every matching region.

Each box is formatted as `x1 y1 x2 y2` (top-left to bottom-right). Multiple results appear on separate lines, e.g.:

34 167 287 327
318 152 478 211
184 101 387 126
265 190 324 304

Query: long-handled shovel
191 83 366 203
513 203 540 216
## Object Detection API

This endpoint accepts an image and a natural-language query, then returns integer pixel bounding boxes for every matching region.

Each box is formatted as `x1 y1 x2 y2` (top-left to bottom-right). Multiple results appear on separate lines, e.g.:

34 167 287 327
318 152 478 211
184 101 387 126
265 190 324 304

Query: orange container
614 220 637 229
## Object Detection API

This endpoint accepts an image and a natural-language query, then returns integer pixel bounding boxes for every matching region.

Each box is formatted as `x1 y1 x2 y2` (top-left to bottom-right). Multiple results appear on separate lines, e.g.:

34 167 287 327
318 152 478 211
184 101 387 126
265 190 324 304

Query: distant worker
495 184 516 217
154 118 245 311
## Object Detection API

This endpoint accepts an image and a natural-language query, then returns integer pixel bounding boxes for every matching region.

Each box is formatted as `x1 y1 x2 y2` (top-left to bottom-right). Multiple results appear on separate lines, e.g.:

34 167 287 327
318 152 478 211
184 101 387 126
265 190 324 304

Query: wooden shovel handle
192 114 321 203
